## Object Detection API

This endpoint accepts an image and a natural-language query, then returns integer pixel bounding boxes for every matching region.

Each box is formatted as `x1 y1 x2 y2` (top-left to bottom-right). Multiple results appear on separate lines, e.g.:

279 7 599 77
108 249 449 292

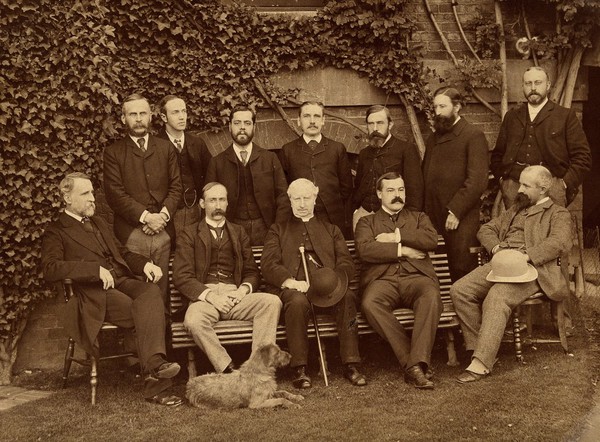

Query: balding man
451 166 572 383
491 66 591 208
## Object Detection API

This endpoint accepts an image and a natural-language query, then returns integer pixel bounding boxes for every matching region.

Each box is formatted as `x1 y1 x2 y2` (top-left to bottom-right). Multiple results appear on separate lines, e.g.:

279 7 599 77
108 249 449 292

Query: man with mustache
104 93 182 304
173 182 281 373
42 172 183 406
355 172 442 389
279 101 353 238
261 178 366 389
423 87 489 282
491 66 591 208
206 105 289 246
450 165 572 383
353 105 424 230
157 95 212 235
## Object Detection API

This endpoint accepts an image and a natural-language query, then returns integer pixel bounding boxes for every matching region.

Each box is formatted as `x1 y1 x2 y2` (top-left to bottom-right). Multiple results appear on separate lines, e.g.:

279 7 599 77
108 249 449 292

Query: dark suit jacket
157 129 212 197
491 101 591 195
279 136 353 233
173 220 261 302
103 135 183 243
477 199 572 300
261 216 355 290
41 213 150 357
355 208 438 290
206 144 290 227
354 135 424 211
423 118 489 229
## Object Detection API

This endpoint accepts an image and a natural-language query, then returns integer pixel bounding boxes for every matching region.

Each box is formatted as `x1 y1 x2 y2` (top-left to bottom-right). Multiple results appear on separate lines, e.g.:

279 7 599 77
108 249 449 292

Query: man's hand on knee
206 291 235 314
99 266 115 290
282 278 309 293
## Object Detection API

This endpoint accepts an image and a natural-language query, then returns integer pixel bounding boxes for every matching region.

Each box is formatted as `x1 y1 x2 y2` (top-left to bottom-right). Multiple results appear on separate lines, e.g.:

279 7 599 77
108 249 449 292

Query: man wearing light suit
173 182 281 373
206 105 289 246
42 172 182 406
104 93 182 303
355 171 442 389
451 165 572 383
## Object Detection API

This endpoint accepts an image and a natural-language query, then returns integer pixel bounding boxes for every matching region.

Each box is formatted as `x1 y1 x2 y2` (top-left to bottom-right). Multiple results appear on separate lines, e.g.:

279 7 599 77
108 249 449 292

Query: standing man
355 172 442 389
353 105 424 230
261 179 367 389
157 95 212 234
42 173 182 406
206 105 289 246
104 93 182 303
279 101 353 238
423 87 489 282
451 166 572 382
491 66 591 208
173 182 281 374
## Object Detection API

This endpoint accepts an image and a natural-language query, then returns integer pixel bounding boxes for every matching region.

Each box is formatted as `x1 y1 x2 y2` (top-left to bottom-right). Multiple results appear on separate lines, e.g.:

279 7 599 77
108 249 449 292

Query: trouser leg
443 208 480 283
280 289 311 367
331 289 361 365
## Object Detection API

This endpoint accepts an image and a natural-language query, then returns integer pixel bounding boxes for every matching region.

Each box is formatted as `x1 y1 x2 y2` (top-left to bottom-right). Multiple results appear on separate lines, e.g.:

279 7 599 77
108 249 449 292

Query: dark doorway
582 66 600 242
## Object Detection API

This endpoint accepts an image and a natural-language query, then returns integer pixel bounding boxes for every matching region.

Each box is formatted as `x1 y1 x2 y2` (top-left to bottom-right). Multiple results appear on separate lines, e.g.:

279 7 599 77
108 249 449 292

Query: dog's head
258 343 292 369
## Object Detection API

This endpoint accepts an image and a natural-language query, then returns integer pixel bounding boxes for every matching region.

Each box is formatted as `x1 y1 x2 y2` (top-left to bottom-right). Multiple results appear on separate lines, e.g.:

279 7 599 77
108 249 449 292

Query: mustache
369 131 386 140
212 209 226 216
391 196 404 204
514 193 531 210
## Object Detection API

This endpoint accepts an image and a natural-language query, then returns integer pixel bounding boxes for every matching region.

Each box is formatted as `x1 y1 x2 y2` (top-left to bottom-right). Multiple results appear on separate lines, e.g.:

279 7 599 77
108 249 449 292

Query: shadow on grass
6 295 599 442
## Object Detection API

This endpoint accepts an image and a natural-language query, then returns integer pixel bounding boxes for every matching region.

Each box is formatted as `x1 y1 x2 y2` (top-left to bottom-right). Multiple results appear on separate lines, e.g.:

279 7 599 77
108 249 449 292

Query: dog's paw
291 394 305 401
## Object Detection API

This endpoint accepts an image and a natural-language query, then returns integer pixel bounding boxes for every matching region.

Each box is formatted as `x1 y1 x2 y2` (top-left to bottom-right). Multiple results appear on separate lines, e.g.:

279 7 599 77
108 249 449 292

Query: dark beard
433 114 455 134
368 131 387 148
514 193 532 211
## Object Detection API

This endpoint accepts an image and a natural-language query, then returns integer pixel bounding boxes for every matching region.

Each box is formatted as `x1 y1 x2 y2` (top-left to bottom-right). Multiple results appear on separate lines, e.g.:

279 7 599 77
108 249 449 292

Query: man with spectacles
157 95 212 236
491 66 591 208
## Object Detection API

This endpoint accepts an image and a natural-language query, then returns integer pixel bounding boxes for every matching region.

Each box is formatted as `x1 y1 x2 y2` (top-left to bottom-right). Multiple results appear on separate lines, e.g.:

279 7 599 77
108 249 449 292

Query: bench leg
187 348 197 379
62 338 75 388
90 357 98 405
445 329 459 366
513 307 524 363
556 301 570 354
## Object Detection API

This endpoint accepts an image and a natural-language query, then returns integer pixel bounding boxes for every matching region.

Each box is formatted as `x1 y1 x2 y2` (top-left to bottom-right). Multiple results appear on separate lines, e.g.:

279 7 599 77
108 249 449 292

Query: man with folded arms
42 172 182 406
355 171 442 389
451 165 572 383
173 182 281 374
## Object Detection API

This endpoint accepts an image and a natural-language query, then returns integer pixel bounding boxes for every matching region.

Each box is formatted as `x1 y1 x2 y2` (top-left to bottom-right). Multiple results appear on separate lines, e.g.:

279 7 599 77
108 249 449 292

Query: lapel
532 100 553 126
525 198 553 218
515 104 529 128
247 143 263 165
224 145 239 165
59 213 104 256
144 135 157 159
374 209 397 232
303 217 329 262
435 118 466 145
300 136 326 155
225 220 241 261
92 216 130 268
197 220 212 266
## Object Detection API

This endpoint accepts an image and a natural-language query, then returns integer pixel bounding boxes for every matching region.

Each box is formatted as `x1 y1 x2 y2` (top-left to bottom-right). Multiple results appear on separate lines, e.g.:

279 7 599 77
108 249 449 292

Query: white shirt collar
165 130 185 147
205 218 225 228
382 133 392 146
65 209 84 223
536 196 550 206
129 133 149 146
302 134 322 144
528 98 549 120
233 142 253 162
296 214 314 223
381 207 401 217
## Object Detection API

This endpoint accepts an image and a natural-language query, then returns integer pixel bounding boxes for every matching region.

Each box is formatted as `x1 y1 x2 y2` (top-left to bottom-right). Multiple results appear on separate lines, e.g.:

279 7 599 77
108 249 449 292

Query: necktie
240 150 248 165
81 217 94 233
308 140 318 151
390 212 399 223
209 225 223 240
137 138 146 151
174 138 183 152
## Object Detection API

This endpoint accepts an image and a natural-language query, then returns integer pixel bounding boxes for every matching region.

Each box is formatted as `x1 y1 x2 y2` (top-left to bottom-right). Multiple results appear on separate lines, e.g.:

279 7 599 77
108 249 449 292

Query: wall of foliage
0 0 428 376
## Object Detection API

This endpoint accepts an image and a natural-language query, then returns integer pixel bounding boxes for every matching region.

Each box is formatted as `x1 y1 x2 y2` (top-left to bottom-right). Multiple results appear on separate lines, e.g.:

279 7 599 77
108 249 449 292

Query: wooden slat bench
169 238 460 378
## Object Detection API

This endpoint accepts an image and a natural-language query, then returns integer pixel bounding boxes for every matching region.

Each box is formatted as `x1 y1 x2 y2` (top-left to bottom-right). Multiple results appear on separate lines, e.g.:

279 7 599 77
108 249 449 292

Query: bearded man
206 105 289 245
491 66 591 208
352 105 424 230
423 87 489 282
450 165 572 383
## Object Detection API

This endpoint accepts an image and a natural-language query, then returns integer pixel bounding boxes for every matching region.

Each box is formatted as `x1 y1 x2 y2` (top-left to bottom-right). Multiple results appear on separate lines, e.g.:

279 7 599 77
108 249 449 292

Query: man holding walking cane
261 178 367 389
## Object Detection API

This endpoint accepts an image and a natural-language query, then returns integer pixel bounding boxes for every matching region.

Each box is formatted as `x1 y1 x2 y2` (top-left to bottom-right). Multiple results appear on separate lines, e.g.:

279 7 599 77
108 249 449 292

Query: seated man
355 171 442 389
451 165 572 383
41 172 182 406
173 182 281 373
261 178 366 389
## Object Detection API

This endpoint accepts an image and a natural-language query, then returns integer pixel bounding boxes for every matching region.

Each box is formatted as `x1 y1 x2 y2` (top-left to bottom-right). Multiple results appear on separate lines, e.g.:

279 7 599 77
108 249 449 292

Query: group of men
41 66 590 406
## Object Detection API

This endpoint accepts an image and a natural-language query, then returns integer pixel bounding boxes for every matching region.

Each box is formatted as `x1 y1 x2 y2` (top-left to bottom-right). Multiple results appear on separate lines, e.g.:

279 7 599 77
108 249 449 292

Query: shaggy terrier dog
186 343 305 409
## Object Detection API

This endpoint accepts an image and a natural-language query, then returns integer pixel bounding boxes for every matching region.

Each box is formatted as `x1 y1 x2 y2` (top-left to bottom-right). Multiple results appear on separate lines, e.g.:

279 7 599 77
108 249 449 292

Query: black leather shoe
149 362 180 379
222 362 236 374
344 364 367 386
292 366 312 389
405 365 434 389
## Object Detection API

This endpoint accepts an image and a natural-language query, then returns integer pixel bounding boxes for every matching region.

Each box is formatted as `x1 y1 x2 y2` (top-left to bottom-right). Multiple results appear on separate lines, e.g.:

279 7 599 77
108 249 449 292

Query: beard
368 131 387 148
232 130 254 146
433 114 455 134
514 193 532 211
526 90 547 106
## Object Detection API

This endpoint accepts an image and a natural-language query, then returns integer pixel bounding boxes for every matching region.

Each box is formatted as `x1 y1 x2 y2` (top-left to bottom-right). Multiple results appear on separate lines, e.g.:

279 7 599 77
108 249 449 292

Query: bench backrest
169 238 451 317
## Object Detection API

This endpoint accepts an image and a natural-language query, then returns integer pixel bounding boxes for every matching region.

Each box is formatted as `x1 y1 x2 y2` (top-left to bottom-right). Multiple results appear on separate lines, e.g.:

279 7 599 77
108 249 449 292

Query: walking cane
299 245 329 387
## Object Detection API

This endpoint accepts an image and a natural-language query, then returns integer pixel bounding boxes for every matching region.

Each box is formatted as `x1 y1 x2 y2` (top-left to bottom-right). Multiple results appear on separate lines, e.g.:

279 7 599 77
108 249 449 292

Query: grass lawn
3 294 599 442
